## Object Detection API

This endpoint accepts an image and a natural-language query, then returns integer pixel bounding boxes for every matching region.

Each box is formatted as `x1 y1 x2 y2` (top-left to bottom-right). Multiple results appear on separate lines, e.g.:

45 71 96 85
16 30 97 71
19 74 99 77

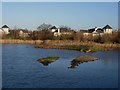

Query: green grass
37 56 59 66
37 56 59 62
41 56 59 61
91 46 105 52
63 45 106 52
64 45 89 51
35 42 108 52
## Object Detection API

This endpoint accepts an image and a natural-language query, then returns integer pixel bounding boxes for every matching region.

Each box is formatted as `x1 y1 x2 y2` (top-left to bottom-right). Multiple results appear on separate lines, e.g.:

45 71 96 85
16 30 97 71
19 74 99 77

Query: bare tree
37 23 52 31
59 25 71 30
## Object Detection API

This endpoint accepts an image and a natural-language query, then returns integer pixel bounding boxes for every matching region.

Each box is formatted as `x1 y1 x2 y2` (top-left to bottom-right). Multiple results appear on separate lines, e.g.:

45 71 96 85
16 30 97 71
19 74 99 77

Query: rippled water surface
2 44 118 88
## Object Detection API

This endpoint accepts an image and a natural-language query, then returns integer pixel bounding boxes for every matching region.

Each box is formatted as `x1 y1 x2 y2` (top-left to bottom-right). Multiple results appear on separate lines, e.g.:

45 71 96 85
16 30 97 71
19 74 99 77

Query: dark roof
96 28 103 33
88 28 95 33
88 28 104 33
2 25 9 28
103 25 112 29
50 26 57 29
60 28 74 33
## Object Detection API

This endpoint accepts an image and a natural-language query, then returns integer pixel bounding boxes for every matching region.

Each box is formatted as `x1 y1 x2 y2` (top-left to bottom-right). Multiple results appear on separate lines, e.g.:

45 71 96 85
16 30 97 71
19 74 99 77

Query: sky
2 2 118 30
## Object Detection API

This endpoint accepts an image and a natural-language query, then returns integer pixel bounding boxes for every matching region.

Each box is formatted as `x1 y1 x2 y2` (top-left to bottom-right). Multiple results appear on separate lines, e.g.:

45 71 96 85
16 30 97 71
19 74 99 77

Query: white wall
103 29 112 34
51 29 56 32
2 28 9 34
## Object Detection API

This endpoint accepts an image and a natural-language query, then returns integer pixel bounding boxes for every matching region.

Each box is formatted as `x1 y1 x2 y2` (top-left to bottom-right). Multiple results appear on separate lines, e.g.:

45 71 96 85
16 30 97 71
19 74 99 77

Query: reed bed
1 39 120 51
42 40 120 48
35 40 120 52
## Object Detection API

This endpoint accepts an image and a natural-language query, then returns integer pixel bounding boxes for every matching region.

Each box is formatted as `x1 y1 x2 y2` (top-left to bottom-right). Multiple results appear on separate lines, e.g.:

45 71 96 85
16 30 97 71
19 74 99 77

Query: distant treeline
1 23 120 44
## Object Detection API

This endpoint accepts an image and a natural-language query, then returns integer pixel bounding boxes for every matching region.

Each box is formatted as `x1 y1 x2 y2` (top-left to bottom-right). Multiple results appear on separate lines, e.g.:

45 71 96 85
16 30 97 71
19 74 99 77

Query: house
89 27 104 36
1 25 10 34
50 26 74 36
50 26 60 36
80 27 103 36
19 29 29 38
80 25 112 36
53 29 61 36
103 25 112 34
9 29 30 38
50 26 58 32
59 28 75 35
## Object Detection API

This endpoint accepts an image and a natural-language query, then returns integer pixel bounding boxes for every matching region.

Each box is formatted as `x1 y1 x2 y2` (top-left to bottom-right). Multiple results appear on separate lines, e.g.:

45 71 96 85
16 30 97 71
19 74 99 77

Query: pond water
2 44 118 88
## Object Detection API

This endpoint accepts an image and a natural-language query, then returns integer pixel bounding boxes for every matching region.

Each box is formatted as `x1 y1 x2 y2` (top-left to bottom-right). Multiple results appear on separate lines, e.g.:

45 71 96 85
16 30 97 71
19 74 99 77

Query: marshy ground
35 40 120 52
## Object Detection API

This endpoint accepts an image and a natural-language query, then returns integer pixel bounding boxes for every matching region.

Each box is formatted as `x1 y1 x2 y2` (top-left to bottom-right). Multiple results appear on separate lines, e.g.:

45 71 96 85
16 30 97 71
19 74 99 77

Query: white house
80 25 113 36
103 25 112 34
50 26 60 36
81 27 103 36
50 26 74 36
19 29 29 38
53 29 61 36
92 27 104 36
1 25 10 34
50 26 58 32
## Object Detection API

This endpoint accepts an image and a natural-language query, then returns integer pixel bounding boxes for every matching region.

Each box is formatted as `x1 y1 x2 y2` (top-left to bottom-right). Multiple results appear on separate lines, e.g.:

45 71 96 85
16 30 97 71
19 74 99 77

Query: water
2 44 118 88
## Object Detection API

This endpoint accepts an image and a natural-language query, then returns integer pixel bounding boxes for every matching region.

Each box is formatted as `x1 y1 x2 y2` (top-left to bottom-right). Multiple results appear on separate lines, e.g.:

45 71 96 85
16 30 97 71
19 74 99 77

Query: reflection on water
2 44 118 88
37 60 53 66
69 56 98 69
38 61 49 66
69 60 80 68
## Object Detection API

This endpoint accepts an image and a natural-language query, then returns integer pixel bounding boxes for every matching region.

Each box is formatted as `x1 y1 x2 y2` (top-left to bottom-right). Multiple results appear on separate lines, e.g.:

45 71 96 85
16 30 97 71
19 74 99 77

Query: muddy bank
69 56 99 68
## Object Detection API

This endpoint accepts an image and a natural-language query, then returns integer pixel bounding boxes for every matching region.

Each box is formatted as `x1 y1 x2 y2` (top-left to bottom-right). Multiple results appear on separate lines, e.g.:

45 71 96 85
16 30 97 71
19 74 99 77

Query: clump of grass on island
69 56 99 68
37 56 59 66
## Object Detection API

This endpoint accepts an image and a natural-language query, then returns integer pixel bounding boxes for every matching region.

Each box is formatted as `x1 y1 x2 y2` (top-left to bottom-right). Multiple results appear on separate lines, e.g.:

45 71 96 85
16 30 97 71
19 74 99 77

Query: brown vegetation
35 40 120 51
0 39 43 44
37 56 59 66
69 56 98 68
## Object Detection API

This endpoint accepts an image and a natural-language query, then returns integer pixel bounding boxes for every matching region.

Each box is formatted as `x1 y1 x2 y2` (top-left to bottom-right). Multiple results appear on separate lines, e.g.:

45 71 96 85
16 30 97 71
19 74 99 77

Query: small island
69 56 99 68
37 56 59 66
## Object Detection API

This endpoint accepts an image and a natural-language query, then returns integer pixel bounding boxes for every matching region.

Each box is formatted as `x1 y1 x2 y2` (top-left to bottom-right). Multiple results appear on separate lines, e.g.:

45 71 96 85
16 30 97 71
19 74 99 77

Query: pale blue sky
2 2 118 30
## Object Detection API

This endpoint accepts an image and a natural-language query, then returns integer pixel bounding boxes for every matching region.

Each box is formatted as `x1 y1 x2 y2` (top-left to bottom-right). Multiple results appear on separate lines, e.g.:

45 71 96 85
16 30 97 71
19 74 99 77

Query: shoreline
1 39 120 52
35 40 120 52
0 39 43 44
